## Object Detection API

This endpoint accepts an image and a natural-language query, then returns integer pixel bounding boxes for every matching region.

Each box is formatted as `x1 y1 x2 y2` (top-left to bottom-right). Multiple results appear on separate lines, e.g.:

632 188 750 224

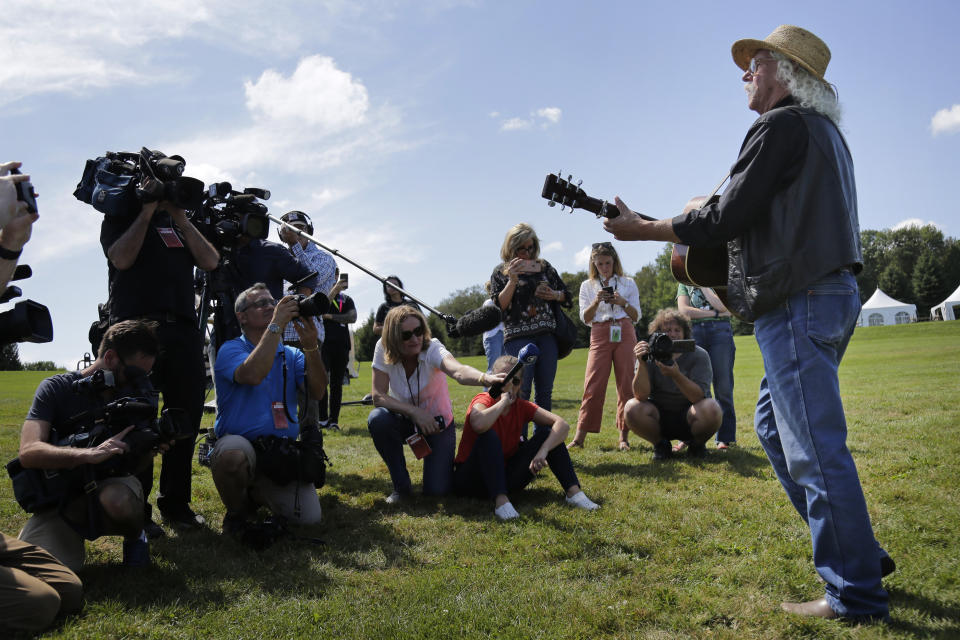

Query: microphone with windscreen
445 304 503 338
488 343 539 399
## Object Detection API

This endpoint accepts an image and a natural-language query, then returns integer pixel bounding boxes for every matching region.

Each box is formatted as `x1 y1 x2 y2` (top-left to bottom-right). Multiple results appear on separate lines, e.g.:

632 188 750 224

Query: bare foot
618 441 630 451
567 440 584 450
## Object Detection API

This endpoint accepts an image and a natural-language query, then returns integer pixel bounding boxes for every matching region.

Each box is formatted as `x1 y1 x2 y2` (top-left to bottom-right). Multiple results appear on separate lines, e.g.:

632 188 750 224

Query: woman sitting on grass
453 354 600 520
368 305 504 504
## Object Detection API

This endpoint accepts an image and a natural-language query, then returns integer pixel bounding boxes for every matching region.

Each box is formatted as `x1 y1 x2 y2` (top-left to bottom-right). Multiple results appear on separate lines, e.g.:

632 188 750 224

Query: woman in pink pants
569 242 640 450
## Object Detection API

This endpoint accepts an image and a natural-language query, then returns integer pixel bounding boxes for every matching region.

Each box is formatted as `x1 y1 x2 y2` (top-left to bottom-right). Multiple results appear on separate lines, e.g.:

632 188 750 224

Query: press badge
271 402 289 430
609 324 622 343
156 227 184 248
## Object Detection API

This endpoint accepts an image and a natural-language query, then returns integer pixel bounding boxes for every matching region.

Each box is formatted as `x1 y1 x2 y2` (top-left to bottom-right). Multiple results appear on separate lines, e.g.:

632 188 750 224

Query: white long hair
772 51 842 125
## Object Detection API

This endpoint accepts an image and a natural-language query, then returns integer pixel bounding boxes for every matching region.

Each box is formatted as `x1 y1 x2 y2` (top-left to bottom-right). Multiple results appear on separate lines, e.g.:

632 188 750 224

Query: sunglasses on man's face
242 297 276 311
401 326 425 341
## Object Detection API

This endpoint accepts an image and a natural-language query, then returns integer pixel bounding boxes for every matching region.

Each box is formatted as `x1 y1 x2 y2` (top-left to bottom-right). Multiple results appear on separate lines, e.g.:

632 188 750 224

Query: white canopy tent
858 288 917 327
930 283 960 321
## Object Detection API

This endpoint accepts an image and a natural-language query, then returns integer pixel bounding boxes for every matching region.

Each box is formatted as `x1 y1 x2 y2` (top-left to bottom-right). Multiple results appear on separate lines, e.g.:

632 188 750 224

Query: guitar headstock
541 173 585 211
540 172 619 218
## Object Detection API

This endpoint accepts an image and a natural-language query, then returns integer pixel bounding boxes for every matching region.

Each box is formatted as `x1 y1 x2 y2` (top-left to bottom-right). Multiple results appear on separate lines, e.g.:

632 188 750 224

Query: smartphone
339 272 348 289
519 259 542 273
601 286 614 295
10 167 38 214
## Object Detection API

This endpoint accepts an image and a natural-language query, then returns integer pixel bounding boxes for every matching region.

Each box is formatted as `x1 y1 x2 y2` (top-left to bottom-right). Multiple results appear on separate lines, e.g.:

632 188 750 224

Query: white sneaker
385 491 405 505
566 491 599 511
494 502 520 521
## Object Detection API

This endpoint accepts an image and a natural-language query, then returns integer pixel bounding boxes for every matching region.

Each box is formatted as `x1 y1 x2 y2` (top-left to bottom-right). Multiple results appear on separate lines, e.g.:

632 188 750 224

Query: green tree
878 261 911 302
912 250 943 318
22 360 59 371
633 244 678 335
436 284 487 357
0 343 23 370
353 312 377 362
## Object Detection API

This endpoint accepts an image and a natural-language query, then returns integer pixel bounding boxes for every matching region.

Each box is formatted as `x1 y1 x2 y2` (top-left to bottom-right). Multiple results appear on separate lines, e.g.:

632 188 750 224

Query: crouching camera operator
624 309 722 461
11 321 174 571
210 284 329 539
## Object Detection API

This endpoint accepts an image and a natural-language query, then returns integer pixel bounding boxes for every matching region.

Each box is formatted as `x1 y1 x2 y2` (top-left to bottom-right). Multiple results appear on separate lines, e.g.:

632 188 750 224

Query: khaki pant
577 317 638 435
19 475 143 572
0 533 83 632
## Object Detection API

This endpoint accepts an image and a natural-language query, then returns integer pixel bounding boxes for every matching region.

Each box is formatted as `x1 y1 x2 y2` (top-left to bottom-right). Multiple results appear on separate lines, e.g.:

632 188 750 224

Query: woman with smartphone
568 242 640 450
489 223 572 423
367 305 505 504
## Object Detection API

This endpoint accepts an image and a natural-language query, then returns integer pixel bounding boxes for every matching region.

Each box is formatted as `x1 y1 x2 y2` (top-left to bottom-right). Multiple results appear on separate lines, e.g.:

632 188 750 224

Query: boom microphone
489 343 539 399
445 304 502 339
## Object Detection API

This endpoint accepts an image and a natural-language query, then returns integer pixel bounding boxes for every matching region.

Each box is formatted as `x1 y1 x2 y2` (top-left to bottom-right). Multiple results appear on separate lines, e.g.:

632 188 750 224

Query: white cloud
931 104 960 136
245 56 369 130
892 218 942 231
536 107 562 124
501 117 531 131
573 245 592 268
498 106 562 132
541 241 563 254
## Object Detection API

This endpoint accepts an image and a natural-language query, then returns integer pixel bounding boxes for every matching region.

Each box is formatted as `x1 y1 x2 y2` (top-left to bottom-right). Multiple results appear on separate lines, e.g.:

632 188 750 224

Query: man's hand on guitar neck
603 197 681 243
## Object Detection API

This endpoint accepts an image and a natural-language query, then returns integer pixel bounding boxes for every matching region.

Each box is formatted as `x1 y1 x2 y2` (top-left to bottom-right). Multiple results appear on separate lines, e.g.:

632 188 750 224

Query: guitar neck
575 194 657 221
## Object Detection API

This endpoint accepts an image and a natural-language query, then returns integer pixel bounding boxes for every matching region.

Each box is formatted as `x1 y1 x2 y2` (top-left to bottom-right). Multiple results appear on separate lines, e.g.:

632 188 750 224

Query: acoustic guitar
540 172 729 295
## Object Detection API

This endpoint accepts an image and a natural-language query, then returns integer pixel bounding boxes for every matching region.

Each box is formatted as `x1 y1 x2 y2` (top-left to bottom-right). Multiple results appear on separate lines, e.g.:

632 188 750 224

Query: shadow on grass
886 586 960 637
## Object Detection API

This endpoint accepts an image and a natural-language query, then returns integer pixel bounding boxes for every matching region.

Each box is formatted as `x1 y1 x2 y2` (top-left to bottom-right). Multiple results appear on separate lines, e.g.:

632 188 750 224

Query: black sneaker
143 518 166 540
161 506 206 530
880 554 896 578
687 442 707 458
122 530 150 567
653 439 673 461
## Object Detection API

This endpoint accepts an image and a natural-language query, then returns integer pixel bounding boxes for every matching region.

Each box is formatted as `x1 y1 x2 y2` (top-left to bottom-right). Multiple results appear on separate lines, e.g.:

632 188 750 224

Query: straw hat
732 25 831 82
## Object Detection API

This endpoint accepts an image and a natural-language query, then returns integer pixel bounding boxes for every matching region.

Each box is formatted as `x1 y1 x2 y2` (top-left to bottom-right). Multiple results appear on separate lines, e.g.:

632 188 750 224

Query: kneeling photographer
624 308 722 461
210 284 328 541
12 321 174 571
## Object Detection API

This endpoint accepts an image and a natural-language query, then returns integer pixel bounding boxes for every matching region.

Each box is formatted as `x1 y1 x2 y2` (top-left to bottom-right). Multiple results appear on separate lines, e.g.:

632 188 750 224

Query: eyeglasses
401 326 424 341
592 242 613 251
516 242 535 255
509 376 521 386
241 297 276 311
748 56 776 75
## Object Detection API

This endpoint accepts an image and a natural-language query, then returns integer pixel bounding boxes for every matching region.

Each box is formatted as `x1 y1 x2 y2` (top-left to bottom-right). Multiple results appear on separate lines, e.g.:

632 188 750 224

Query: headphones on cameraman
278 210 314 237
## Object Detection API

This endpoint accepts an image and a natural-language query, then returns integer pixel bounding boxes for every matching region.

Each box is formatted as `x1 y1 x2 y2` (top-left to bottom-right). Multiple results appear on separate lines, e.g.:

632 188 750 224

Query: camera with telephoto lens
643 332 696 365
193 181 270 250
293 290 329 318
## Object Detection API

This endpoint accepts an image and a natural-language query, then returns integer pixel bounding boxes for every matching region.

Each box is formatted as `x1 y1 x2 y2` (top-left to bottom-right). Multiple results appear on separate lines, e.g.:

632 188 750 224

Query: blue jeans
367 408 455 496
483 329 504 374
753 270 888 619
692 320 737 443
504 332 558 412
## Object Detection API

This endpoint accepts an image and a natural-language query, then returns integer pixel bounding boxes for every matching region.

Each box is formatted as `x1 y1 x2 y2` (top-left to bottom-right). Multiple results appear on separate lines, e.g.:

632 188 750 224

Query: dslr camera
643 332 696 365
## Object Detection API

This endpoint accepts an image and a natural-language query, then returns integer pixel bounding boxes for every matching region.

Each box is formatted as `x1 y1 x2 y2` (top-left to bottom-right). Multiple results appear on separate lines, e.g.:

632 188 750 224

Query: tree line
352 224 958 362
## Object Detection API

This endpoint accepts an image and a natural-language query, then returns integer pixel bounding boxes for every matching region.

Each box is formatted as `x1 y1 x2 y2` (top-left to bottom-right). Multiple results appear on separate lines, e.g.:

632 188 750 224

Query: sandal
672 441 688 453
618 440 630 451
716 442 729 450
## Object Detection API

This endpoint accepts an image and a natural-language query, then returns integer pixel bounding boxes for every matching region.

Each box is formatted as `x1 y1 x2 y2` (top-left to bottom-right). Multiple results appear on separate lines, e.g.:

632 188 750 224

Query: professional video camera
1 167 52 345
73 147 205 217
193 181 270 249
643 332 697 365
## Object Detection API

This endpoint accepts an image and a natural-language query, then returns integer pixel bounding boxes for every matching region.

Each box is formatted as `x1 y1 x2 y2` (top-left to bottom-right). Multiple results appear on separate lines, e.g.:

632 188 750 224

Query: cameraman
210 283 328 534
0 161 38 291
624 308 722 461
16 320 164 571
102 198 219 534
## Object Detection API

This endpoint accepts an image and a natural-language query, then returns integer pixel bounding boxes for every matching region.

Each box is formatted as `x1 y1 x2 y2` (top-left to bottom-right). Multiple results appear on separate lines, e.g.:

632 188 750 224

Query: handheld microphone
489 343 539 399
445 304 502 338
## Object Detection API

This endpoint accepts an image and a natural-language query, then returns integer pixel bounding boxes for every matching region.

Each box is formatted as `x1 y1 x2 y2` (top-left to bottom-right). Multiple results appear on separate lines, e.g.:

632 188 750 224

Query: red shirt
455 392 539 464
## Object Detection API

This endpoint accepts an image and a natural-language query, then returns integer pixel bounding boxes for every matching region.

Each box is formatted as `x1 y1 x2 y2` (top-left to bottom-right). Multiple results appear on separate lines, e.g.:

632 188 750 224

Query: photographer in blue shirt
211 283 328 534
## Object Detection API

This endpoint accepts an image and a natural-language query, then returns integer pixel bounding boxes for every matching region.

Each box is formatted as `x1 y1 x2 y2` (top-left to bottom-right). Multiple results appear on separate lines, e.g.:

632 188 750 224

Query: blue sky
3 0 958 367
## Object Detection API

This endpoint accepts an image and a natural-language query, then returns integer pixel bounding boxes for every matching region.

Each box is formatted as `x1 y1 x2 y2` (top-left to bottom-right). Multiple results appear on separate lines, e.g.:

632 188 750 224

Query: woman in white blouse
568 242 641 450
368 305 505 503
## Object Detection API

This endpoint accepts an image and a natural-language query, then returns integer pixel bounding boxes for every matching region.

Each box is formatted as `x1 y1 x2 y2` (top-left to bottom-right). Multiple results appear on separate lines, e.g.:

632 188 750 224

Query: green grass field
2 322 959 639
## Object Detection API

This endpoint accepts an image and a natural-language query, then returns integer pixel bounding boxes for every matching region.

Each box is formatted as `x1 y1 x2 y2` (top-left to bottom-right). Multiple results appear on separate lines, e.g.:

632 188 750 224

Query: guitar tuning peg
547 200 556 207
577 179 583 187
567 174 573 182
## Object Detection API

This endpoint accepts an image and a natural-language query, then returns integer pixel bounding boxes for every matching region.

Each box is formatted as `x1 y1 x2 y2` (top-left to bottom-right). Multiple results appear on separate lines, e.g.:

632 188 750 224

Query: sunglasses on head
401 325 424 341
592 242 614 251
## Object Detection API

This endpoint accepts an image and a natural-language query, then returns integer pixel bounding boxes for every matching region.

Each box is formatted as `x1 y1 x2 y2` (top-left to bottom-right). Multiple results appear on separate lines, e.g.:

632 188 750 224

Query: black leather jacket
674 100 862 322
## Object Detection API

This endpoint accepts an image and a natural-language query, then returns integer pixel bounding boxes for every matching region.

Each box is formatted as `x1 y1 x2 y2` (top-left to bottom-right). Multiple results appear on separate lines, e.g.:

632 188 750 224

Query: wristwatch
267 322 281 334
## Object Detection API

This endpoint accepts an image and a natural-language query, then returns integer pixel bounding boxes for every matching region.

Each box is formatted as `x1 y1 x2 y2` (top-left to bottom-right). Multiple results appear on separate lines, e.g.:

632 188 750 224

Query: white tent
930 283 960 321
858 288 916 327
